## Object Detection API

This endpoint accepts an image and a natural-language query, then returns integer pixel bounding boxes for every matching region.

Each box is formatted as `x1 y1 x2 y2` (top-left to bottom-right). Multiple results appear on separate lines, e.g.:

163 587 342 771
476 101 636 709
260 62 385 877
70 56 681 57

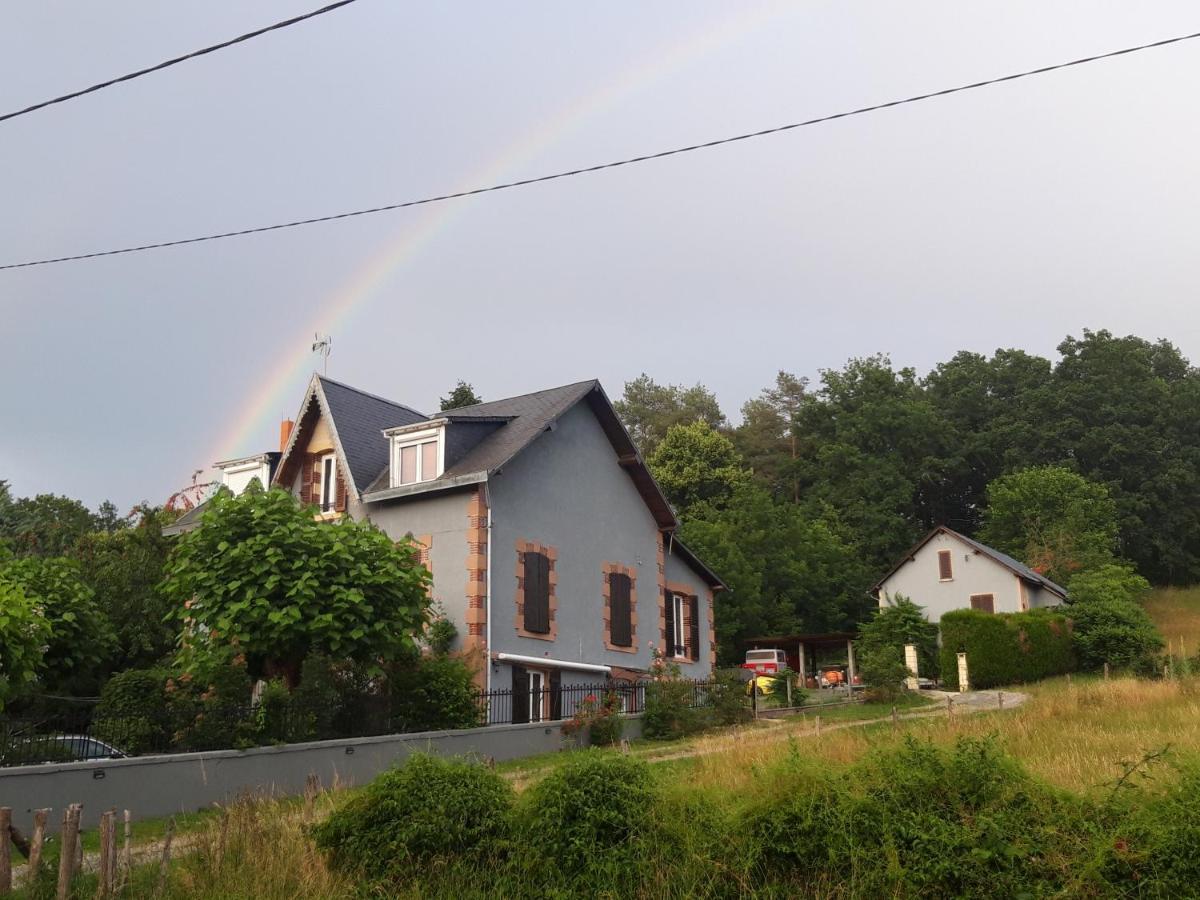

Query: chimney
279 419 294 452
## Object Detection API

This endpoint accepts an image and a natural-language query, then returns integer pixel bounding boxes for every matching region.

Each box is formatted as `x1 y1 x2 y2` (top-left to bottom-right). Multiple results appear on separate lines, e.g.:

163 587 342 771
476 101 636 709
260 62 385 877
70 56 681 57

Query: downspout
483 481 493 694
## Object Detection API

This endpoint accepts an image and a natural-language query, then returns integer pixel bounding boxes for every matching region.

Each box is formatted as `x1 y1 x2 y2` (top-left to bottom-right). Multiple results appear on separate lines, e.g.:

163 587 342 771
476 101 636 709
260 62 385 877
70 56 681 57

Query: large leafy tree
978 465 1118 585
163 487 431 686
439 380 482 410
857 595 940 679
733 371 807 500
648 421 749 516
0 492 104 557
613 374 725 457
0 555 115 694
0 579 50 710
73 505 178 671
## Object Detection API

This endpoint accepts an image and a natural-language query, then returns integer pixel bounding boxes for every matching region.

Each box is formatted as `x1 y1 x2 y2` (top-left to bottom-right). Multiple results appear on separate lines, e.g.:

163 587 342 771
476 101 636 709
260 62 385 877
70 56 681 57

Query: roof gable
873 526 1068 599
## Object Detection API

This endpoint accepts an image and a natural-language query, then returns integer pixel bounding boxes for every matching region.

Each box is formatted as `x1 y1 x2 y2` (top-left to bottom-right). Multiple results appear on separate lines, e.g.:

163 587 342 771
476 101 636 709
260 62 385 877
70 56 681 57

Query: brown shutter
335 466 347 512
299 453 315 505
511 666 530 724
970 593 995 614
549 669 562 720
689 595 701 661
938 550 953 580
610 573 632 647
523 552 550 634
664 588 676 657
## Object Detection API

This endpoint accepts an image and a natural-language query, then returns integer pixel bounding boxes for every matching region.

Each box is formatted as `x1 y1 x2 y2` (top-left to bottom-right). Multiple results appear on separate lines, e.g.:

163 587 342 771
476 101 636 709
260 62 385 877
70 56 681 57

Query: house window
970 593 995 614
609 573 633 648
389 426 444 487
672 593 687 659
318 453 336 513
937 549 954 581
523 552 551 634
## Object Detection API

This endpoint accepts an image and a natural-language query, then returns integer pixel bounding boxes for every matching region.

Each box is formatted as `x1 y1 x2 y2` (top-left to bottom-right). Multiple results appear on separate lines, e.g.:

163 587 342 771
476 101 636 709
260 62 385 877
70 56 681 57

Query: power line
4 27 1198 272
0 0 361 125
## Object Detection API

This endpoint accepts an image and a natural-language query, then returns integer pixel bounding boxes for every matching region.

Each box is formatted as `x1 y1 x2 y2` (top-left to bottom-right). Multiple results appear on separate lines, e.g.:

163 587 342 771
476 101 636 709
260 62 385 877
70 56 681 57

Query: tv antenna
312 333 332 375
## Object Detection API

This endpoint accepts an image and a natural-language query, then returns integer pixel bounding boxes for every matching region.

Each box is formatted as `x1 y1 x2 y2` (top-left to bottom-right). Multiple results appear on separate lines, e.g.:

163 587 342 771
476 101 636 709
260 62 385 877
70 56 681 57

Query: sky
4 2 1200 513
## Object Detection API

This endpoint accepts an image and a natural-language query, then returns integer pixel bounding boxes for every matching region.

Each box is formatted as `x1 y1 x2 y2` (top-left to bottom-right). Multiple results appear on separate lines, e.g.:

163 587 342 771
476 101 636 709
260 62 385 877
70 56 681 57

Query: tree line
618 329 1198 660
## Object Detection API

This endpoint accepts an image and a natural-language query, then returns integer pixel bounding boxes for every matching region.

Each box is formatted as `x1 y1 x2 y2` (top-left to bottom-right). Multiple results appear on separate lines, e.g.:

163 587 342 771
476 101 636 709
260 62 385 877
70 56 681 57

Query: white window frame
673 593 687 659
317 452 336 513
528 670 545 723
388 426 446 488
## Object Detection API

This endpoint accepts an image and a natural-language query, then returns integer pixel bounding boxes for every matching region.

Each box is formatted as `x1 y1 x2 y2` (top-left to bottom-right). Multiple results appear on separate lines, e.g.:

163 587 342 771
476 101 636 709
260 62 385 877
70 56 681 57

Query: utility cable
0 0 361 125
3 27 1198 271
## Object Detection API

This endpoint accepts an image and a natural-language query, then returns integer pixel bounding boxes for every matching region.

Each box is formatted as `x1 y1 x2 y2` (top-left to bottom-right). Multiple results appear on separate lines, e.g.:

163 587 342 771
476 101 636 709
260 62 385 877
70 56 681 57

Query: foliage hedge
940 608 1075 690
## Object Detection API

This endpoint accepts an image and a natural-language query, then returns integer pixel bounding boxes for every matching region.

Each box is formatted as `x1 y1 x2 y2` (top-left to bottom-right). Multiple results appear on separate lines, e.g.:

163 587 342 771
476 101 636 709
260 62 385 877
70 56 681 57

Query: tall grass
1144 585 1200 658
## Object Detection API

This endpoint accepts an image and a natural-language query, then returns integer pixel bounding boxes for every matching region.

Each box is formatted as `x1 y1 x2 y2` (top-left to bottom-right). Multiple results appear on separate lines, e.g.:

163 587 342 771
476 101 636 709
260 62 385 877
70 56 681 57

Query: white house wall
878 532 1025 620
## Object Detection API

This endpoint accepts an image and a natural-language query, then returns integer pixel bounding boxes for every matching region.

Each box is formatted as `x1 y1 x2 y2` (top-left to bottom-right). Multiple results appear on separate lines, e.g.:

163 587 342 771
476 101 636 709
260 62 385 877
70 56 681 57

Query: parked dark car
2 735 127 766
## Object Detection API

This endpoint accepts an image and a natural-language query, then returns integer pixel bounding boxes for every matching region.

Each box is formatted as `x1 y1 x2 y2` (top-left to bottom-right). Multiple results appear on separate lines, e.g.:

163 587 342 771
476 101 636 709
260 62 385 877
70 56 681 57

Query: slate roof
316 377 427 493
872 525 1069 599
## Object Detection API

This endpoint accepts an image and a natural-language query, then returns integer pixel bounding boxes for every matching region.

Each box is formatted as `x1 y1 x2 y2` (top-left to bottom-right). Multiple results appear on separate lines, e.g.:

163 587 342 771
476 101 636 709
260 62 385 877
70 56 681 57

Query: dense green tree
979 466 1118 586
613 374 725 456
0 579 50 710
1066 562 1151 607
648 422 749 515
679 484 871 662
733 371 807 500
857 595 940 679
73 505 178 671
439 381 482 410
0 555 115 694
0 492 102 557
163 486 431 686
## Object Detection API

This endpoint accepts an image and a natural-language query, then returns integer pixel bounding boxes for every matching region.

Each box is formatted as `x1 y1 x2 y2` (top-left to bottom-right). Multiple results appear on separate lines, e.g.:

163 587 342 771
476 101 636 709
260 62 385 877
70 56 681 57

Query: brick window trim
665 580 700 663
515 540 558 641
602 562 638 653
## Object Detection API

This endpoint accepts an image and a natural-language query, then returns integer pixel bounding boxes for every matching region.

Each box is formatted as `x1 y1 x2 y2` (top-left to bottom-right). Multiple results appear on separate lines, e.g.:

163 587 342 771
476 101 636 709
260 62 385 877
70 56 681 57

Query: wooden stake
28 810 48 880
155 818 175 898
98 810 115 899
1066 672 1072 687
56 805 80 900
1104 662 1110 681
891 706 898 728
0 807 11 895
115 810 131 894
814 714 821 736
946 696 953 719
997 691 1004 710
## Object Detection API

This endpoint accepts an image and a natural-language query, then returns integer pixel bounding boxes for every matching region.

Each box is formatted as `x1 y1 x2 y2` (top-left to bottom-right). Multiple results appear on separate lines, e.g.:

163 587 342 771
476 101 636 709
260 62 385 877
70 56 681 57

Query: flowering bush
561 691 624 746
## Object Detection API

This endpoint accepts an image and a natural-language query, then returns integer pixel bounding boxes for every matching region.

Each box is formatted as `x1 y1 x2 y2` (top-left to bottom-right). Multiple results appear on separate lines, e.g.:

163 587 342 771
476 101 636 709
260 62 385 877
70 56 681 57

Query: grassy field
1145 585 1200 657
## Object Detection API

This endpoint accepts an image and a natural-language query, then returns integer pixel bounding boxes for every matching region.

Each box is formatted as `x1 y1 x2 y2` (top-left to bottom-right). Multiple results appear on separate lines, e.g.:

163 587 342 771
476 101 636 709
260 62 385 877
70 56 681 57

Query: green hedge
939 608 1075 690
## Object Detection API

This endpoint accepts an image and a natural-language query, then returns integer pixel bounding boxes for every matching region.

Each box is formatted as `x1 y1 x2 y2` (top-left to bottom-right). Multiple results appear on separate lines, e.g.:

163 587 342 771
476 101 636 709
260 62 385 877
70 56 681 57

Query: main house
873 525 1067 620
172 375 723 721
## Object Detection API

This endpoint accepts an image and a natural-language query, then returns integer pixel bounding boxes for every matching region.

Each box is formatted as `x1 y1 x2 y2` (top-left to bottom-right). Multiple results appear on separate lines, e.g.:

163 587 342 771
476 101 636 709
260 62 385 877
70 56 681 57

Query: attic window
388 426 444 488
937 549 954 581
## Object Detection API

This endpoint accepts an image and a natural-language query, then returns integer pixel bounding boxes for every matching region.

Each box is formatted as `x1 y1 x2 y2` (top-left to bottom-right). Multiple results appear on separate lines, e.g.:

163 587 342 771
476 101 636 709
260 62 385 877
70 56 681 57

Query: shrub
1070 599 1163 674
708 668 753 726
561 691 623 747
858 594 940 678
1067 561 1150 606
940 608 1075 689
312 754 512 879
93 668 170 754
643 654 708 739
859 645 909 702
521 751 656 874
389 654 483 732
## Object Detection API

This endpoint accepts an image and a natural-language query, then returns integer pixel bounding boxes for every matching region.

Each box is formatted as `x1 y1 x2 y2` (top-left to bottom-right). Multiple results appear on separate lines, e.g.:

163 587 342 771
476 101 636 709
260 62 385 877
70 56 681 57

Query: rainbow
208 1 791 466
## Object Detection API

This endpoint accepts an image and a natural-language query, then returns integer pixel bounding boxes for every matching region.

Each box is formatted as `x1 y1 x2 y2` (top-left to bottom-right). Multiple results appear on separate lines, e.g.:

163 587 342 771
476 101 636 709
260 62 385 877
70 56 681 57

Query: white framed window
318 452 336 513
673 593 687 659
528 671 545 723
387 426 445 488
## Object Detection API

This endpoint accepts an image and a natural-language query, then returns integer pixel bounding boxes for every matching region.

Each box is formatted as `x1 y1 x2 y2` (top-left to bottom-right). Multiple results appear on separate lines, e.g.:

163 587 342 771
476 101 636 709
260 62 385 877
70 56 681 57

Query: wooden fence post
98 810 115 899
998 691 1004 710
814 714 821 737
56 805 80 900
946 696 953 719
891 706 898 728
27 810 48 881
118 810 132 892
0 807 11 895
155 817 175 898
1104 662 1110 681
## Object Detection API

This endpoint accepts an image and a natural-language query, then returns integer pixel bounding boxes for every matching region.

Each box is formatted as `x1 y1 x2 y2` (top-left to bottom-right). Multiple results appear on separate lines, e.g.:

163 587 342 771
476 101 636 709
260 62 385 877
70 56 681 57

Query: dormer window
386 422 446 488
318 452 336 512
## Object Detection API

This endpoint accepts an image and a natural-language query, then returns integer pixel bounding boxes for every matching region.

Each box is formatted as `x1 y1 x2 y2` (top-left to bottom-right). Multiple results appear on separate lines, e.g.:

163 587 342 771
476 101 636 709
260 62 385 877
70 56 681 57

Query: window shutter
938 550 953 580
299 454 315 505
970 593 995 614
511 666 529 724
689 595 701 661
663 588 676 657
335 467 347 512
523 552 550 634
610 574 632 647
549 669 562 720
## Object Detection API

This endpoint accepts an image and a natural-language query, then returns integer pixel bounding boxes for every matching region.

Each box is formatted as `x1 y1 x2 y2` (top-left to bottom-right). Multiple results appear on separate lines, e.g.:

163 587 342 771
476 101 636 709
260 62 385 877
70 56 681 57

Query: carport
744 631 859 688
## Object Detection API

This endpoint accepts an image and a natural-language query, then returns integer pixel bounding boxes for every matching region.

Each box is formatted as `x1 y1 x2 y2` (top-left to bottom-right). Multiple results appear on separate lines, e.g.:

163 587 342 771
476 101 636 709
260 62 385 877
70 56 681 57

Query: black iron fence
0 678 725 768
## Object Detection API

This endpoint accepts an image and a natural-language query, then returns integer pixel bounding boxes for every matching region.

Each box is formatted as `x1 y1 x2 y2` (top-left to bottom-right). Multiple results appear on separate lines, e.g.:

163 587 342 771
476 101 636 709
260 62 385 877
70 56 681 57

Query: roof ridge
446 379 599 413
317 375 428 419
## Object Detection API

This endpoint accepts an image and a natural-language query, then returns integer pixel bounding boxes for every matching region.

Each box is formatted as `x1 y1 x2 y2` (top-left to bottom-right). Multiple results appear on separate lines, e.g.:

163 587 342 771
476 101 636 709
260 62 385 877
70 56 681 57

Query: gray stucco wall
363 489 473 652
878 533 1025 619
487 402 717 688
663 543 715 678
0 717 645 832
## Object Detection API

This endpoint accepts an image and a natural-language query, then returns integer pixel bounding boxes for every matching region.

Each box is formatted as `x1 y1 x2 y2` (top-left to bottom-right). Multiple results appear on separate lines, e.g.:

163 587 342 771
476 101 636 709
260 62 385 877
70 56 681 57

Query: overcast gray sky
4 2 1200 513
